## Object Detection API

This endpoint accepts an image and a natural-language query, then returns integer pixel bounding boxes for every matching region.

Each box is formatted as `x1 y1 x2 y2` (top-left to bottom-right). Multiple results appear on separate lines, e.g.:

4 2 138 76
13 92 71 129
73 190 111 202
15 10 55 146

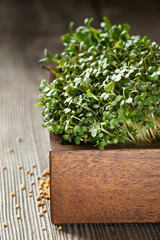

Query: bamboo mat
0 0 160 239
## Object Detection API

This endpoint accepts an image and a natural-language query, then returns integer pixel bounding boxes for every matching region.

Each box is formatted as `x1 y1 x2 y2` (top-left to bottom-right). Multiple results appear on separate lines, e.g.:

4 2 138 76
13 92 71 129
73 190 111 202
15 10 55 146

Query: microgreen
36 17 160 150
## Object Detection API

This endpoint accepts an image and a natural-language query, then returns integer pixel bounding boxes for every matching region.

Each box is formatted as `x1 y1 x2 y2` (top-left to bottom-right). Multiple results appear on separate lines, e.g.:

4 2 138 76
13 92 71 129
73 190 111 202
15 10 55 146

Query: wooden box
50 133 160 224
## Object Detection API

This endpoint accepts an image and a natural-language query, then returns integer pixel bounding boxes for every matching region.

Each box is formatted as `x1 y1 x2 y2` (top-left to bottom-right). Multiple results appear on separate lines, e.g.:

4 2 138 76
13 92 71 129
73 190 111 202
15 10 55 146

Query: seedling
36 17 160 149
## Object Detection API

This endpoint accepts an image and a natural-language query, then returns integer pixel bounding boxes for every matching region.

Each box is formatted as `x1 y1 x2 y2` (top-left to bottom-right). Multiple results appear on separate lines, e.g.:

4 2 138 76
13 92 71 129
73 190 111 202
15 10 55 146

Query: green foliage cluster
36 17 160 149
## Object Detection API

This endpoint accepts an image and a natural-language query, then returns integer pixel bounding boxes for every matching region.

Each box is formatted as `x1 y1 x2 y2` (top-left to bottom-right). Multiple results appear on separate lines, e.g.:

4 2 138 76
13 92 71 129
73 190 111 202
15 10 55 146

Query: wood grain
50 148 160 224
1 0 160 239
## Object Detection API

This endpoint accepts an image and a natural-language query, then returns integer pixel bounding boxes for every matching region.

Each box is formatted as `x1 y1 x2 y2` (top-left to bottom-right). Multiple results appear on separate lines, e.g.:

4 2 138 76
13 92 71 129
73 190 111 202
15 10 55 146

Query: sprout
36 17 160 150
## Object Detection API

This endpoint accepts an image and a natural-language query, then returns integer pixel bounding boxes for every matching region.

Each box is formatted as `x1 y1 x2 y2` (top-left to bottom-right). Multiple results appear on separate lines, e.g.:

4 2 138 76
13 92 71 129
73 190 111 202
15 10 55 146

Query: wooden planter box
50 133 160 224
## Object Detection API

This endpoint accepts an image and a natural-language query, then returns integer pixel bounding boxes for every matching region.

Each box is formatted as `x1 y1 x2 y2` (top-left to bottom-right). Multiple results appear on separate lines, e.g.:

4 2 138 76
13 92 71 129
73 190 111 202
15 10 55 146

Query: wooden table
0 0 160 239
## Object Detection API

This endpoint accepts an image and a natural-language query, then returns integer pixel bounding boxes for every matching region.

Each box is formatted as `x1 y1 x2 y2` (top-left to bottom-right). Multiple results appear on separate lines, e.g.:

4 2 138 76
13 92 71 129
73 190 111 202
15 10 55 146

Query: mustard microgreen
36 17 160 150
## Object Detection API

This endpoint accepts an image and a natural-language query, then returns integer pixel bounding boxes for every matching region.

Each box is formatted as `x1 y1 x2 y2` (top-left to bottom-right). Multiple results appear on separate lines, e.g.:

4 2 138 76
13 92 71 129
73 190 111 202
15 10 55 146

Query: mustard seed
18 165 22 169
9 148 14 153
20 184 25 190
32 164 36 168
45 196 50 200
42 168 49 176
58 226 62 231
37 196 41 201
39 212 43 217
17 215 21 219
18 137 22 142
11 192 15 197
43 209 47 213
16 204 19 209
30 171 33 175
31 181 35 185
26 170 30 174
3 222 7 227
40 190 43 194
29 194 32 197
2 165 7 170
42 226 45 231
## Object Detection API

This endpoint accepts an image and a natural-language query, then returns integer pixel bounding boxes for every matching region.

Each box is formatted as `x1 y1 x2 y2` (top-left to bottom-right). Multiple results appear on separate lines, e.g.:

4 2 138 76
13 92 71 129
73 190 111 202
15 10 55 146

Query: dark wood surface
50 145 160 224
1 0 160 239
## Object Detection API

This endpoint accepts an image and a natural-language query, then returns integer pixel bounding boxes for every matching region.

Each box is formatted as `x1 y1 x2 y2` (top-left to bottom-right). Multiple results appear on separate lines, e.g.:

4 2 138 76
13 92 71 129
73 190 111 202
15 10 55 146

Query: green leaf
113 138 118 144
118 114 126 123
87 89 98 101
104 82 115 92
75 136 81 145
99 141 107 150
74 125 81 132
86 112 93 117
69 22 74 32
44 49 52 58
91 129 97 137
84 18 93 27
126 97 133 104
123 23 130 32
102 16 111 29
35 102 43 107
149 122 154 128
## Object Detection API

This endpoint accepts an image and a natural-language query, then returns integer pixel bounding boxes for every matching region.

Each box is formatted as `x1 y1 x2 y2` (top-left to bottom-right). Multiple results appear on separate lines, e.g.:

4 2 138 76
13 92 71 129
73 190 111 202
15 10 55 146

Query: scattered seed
42 169 50 176
58 226 62 231
29 190 32 193
31 181 35 185
38 202 42 207
20 184 25 190
3 222 7 227
30 171 33 175
29 194 32 197
18 165 22 169
42 226 45 231
32 164 36 168
40 190 43 194
16 204 19 209
37 176 41 180
11 192 15 197
45 196 50 200
2 166 7 170
39 212 43 217
17 215 21 219
18 137 22 142
37 196 41 201
9 148 14 153
43 209 47 213
42 202 45 206
114 234 118 238
26 170 30 174
40 181 45 186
